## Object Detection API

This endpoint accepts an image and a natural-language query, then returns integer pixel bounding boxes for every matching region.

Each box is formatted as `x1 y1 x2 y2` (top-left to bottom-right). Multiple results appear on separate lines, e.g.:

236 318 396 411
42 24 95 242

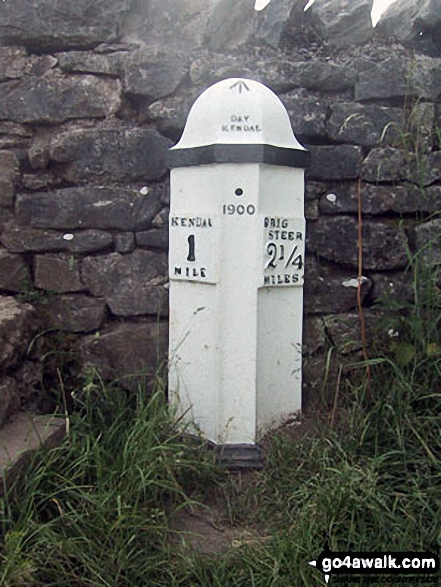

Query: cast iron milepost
166 78 309 468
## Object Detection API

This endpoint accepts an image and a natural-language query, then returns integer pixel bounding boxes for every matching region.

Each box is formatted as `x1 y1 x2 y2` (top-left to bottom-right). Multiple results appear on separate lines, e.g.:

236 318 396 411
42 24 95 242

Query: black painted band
166 143 310 169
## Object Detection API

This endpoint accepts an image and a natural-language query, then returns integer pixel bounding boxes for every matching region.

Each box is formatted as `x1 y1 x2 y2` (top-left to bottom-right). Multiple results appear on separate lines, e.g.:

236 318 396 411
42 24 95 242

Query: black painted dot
235 188 244 196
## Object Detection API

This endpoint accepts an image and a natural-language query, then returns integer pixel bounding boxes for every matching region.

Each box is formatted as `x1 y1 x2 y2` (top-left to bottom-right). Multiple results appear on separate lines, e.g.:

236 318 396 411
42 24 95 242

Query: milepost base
212 443 265 470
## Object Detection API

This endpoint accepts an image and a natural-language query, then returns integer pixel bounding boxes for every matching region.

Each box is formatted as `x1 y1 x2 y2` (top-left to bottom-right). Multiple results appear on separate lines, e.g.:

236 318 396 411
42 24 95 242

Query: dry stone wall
0 0 440 417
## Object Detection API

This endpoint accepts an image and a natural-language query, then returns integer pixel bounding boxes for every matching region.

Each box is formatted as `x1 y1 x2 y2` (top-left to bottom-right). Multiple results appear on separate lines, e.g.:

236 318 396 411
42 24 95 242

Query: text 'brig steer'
166 78 309 468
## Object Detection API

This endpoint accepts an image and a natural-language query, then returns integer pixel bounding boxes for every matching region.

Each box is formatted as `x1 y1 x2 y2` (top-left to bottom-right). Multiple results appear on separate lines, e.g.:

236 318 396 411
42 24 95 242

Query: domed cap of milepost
166 78 310 169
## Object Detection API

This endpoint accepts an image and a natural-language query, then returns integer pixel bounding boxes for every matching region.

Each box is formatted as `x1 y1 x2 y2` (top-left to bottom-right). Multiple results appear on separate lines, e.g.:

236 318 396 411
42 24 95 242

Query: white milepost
166 78 309 467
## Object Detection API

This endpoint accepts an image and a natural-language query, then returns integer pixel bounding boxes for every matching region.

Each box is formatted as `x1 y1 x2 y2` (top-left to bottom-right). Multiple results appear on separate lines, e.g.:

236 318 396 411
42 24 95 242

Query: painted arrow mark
229 80 250 94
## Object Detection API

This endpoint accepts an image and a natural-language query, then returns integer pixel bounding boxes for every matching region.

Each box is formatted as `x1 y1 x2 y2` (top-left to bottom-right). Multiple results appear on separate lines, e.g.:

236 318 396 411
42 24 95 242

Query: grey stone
0 412 66 494
305 0 374 48
0 378 20 429
322 310 383 353
80 321 168 391
152 208 170 228
307 216 409 270
197 56 356 94
0 75 121 124
28 130 53 171
0 249 30 292
206 0 257 51
148 93 200 137
0 209 13 234
136 228 169 250
0 296 37 370
421 152 441 186
410 218 441 265
0 172 15 208
207 0 301 51
0 47 28 81
34 254 85 293
49 125 171 184
14 361 43 409
122 0 213 51
369 271 415 305
319 183 439 215
302 351 340 408
283 95 327 140
0 151 19 205
56 50 126 76
408 102 436 154
123 49 189 101
0 123 32 151
0 50 57 81
326 103 404 147
304 257 371 314
355 55 441 102
377 0 441 50
38 295 107 333
303 316 326 355
16 186 163 231
376 0 421 42
362 147 412 183
115 233 136 254
0 0 130 50
81 250 168 317
21 172 63 192
307 145 363 180
305 200 319 220
1 222 113 254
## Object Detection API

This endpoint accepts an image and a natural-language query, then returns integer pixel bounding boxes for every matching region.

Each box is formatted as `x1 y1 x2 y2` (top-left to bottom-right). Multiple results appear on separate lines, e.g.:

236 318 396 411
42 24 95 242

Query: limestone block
1 222 113 254
377 0 441 49
326 103 404 147
148 93 205 137
0 249 30 292
410 218 441 265
207 0 286 50
304 0 374 48
0 123 32 151
361 147 412 183
355 55 441 102
0 47 28 81
0 151 19 208
322 310 384 354
303 316 326 355
49 126 172 184
122 48 189 101
16 186 163 232
0 296 37 370
0 378 20 429
0 0 130 50
283 96 327 141
319 183 439 215
14 361 44 409
38 295 107 333
304 257 371 314
0 75 121 124
80 321 168 391
114 233 136 254
34 254 85 293
422 153 441 186
56 50 126 76
307 216 408 271
122 0 213 51
369 272 415 306
307 145 362 180
81 250 168 317
136 228 169 250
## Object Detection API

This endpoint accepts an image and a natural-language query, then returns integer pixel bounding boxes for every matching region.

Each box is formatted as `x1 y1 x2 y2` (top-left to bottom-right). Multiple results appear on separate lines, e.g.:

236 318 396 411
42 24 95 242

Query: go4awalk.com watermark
309 545 439 585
